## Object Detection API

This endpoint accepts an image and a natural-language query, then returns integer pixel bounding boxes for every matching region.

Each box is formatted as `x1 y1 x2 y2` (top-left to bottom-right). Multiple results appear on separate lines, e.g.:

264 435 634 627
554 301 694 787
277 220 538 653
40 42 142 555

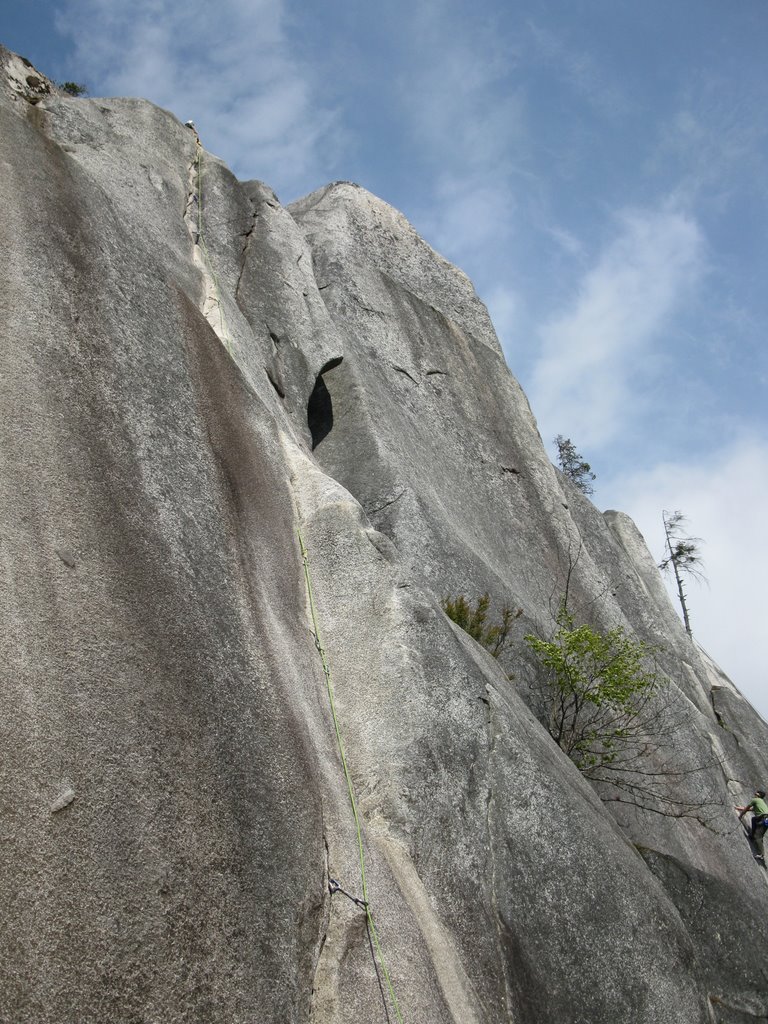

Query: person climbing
184 120 201 145
735 789 768 863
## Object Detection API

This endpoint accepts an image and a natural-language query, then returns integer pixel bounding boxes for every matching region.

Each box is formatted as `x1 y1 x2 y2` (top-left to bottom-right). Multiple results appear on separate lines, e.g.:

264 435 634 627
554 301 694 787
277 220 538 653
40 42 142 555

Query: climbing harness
194 140 234 356
298 525 405 1024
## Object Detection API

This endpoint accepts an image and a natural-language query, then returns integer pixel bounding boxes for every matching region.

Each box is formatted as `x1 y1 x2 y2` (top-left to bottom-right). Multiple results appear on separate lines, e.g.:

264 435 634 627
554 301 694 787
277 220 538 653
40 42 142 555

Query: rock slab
1 47 767 1024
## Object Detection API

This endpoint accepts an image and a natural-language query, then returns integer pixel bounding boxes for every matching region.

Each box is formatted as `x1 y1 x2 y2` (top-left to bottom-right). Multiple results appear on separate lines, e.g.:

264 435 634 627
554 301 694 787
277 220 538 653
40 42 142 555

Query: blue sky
5 0 768 717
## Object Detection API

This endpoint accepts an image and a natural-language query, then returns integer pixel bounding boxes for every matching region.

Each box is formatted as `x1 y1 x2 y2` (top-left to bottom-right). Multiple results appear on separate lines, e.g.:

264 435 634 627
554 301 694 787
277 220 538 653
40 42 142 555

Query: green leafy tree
526 608 661 773
659 510 705 638
525 605 721 823
554 435 596 495
442 593 520 659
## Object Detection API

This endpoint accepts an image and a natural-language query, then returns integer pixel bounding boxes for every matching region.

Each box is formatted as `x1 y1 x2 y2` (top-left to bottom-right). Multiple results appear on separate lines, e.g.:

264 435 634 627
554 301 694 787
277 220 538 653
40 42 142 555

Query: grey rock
0 44 55 106
639 847 768 1022
1 47 767 1024
55 547 77 569
50 786 76 813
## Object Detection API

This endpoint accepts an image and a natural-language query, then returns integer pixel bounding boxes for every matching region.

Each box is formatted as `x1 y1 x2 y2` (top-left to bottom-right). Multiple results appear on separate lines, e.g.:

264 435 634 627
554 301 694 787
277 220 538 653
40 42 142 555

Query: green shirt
748 797 768 816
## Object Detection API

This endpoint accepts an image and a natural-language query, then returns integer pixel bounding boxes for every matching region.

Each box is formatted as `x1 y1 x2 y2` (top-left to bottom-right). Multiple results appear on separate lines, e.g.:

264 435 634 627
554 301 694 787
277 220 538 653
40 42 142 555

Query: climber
184 120 201 145
735 789 768 863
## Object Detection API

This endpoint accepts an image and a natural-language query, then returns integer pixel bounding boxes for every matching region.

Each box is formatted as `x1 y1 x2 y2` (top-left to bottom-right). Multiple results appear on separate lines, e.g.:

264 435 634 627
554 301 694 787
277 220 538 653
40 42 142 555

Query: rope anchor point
329 877 368 909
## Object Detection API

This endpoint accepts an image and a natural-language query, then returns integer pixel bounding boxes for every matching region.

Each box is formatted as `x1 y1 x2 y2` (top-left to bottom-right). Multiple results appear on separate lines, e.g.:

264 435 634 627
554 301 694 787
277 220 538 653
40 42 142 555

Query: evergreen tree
554 435 596 495
59 82 88 96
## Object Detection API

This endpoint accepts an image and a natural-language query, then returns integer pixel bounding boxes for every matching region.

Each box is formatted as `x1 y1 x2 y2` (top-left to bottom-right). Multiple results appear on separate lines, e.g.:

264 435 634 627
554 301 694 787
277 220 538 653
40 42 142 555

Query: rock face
2 47 767 1024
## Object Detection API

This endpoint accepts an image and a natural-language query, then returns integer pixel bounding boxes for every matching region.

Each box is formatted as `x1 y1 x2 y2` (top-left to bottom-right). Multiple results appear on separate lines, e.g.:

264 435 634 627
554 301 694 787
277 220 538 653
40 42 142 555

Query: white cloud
56 0 339 194
608 436 768 722
420 174 516 266
400 0 525 163
649 77 768 207
402 56 525 174
528 204 706 449
543 223 585 258
390 1 529 285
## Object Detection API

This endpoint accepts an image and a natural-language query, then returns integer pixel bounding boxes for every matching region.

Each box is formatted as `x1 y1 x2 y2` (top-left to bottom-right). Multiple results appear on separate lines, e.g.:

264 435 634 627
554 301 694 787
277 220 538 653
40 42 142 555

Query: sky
4 0 768 718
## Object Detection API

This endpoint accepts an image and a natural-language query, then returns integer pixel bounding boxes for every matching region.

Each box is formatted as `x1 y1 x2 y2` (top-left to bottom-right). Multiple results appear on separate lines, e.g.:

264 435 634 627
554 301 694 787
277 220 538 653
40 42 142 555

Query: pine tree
554 435 596 495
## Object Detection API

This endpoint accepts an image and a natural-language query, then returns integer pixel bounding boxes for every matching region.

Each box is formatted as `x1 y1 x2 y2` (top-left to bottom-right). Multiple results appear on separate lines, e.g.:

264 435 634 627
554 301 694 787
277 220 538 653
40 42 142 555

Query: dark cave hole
307 357 343 450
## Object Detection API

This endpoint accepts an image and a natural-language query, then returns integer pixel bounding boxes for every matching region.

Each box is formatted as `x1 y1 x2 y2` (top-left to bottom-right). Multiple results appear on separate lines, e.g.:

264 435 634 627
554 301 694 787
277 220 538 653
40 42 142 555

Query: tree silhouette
554 435 596 495
659 510 706 638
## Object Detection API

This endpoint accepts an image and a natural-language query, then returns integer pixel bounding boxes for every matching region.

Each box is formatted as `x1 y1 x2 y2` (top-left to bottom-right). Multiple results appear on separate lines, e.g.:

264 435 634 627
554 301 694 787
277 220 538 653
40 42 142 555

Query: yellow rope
297 525 405 1024
195 142 234 356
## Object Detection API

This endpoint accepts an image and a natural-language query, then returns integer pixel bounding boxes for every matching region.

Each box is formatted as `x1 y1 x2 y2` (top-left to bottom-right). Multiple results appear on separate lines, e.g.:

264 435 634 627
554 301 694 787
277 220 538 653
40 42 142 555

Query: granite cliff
2 47 767 1023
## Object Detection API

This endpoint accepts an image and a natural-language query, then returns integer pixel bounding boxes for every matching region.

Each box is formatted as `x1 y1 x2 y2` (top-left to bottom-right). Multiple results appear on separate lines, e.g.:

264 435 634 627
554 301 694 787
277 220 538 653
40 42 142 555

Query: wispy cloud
649 73 768 209
419 174 516 265
391 1 530 317
56 0 340 195
527 204 706 449
399 24 525 174
525 19 629 119
610 435 768 720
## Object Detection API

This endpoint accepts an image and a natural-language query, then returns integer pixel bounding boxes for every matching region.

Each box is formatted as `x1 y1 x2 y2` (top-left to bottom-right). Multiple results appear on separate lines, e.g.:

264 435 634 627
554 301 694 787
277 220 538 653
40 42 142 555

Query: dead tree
659 510 706 638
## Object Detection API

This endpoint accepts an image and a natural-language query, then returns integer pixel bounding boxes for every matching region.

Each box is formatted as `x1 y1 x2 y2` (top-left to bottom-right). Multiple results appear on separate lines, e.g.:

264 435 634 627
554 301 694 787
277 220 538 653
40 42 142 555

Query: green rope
297 525 405 1024
195 143 233 356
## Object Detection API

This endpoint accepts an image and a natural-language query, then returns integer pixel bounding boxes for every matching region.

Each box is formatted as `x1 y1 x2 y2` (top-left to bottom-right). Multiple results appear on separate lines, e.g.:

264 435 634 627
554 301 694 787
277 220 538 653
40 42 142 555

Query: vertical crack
235 199 259 304
483 688 516 1022
182 151 233 354
309 825 333 1018
183 155 200 243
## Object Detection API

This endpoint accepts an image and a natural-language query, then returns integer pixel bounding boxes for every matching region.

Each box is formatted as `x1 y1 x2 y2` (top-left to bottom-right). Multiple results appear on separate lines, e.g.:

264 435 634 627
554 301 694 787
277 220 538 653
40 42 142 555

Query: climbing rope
194 141 234 356
297 525 405 1024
